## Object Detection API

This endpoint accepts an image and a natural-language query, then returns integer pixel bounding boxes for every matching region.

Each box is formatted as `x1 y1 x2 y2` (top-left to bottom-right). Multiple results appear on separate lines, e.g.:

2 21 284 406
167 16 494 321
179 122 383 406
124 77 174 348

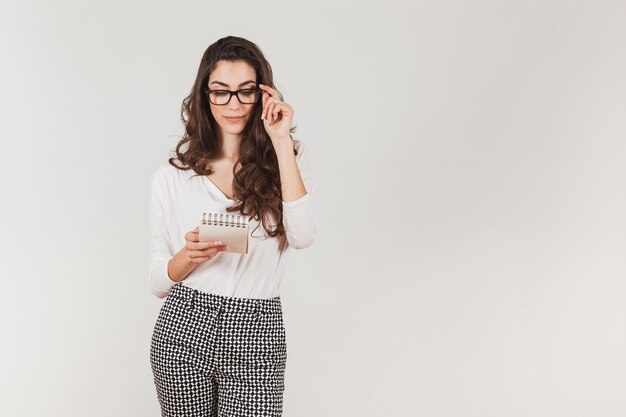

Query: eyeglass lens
209 89 260 105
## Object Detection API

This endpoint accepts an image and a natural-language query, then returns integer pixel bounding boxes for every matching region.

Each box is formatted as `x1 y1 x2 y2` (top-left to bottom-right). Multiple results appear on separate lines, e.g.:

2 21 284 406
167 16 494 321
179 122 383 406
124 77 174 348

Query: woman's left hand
260 84 293 144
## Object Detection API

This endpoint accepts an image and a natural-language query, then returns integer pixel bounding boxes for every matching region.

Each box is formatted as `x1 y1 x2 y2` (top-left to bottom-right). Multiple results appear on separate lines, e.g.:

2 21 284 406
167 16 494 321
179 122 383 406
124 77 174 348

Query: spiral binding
201 212 249 228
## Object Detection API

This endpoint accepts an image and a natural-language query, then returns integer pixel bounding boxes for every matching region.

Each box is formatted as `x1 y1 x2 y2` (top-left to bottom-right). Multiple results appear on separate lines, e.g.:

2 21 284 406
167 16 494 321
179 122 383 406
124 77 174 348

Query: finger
265 102 273 123
185 230 199 242
272 103 284 122
274 103 290 124
267 102 277 123
186 238 216 249
189 251 217 263
263 98 272 121
262 92 271 119
188 245 227 260
259 83 278 98
188 240 223 251
200 246 221 256
199 245 228 258
261 91 266 119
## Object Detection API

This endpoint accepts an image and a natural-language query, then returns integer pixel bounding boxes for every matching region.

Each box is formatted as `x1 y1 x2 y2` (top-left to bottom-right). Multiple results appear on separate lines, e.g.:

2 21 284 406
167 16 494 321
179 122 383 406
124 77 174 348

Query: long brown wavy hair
168 36 298 239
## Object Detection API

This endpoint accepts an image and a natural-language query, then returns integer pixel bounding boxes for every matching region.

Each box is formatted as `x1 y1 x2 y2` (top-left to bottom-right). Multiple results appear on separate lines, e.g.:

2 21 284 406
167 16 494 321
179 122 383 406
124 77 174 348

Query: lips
224 116 243 122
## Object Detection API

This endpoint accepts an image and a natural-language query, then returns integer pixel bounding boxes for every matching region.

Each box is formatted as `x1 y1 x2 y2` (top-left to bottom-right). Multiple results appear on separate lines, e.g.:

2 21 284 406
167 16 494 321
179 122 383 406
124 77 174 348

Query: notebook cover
198 223 249 254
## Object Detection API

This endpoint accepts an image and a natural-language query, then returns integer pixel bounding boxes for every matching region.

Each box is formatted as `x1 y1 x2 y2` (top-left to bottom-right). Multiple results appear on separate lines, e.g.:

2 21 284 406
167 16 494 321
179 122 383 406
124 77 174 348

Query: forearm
274 138 307 202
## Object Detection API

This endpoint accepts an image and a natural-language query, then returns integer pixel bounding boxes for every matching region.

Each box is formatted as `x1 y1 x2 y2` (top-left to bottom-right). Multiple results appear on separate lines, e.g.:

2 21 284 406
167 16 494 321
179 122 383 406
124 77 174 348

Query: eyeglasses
204 87 261 105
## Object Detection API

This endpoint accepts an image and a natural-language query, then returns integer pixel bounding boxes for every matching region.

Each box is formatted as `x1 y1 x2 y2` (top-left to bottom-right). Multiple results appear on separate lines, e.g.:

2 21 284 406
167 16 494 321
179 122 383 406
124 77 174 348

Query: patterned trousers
150 282 287 417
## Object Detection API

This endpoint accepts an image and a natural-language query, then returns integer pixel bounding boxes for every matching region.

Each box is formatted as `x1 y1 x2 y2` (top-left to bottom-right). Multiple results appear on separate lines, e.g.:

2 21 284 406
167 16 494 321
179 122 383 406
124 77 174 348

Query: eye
239 89 256 97
212 90 229 97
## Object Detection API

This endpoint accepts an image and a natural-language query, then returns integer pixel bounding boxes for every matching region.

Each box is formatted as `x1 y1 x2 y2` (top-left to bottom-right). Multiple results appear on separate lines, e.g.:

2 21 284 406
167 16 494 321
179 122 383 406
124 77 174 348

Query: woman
147 36 316 417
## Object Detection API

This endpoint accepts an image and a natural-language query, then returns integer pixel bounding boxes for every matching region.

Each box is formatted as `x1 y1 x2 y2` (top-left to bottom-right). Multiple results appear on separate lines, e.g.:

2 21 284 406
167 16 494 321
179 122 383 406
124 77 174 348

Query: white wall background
1 1 625 416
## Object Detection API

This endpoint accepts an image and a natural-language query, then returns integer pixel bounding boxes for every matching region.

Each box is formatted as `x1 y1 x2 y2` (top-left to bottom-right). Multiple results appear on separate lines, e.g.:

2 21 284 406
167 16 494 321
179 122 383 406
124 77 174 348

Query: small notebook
198 212 249 255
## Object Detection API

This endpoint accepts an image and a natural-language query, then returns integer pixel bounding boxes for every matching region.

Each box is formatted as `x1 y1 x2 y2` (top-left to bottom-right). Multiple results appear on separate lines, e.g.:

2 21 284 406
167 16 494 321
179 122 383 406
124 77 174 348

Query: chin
223 127 244 135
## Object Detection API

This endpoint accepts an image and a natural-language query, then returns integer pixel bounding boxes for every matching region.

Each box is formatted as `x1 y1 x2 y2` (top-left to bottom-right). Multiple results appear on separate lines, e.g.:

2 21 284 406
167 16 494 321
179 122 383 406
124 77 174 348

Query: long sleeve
282 140 317 249
147 170 177 299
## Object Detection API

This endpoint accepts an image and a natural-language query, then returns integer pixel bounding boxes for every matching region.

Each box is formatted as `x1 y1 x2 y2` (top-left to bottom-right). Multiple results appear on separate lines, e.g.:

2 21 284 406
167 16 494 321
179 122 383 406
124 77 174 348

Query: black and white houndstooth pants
150 282 287 417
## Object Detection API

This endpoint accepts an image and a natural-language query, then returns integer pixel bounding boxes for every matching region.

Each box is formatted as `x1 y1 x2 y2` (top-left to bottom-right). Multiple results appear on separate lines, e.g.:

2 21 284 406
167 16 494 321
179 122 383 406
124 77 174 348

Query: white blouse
147 139 317 299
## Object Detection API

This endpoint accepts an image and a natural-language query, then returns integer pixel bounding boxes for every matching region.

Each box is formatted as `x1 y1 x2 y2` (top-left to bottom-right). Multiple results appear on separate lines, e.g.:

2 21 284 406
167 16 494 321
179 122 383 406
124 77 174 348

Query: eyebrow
209 80 257 88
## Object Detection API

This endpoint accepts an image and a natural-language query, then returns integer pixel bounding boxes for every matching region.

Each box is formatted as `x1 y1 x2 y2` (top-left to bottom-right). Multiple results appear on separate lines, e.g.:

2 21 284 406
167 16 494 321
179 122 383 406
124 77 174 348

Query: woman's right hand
167 226 229 282
183 226 228 265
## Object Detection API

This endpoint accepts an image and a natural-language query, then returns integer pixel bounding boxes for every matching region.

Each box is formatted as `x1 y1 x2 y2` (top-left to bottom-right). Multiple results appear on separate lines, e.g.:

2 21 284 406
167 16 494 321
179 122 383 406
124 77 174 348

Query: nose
227 93 242 110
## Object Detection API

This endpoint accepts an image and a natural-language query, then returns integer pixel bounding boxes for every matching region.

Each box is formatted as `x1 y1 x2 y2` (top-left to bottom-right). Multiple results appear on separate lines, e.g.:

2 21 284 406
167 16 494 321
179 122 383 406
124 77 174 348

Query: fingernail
217 241 222 245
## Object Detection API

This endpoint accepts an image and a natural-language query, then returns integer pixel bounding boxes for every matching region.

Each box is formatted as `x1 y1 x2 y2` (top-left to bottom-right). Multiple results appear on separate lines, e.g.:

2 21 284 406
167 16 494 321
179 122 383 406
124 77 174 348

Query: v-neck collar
202 175 235 202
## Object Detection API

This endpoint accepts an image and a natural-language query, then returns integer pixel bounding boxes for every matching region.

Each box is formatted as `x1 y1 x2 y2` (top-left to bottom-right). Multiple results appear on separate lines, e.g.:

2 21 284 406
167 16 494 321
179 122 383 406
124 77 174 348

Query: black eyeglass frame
204 87 262 105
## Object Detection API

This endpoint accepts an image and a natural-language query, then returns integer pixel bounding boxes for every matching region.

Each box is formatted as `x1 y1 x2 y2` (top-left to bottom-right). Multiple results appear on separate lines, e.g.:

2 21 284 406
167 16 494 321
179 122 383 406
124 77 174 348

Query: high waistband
168 282 282 314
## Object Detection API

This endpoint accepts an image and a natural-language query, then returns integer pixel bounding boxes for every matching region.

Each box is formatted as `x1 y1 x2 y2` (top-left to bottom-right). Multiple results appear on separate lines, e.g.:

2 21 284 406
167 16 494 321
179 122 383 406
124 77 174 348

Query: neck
216 130 241 160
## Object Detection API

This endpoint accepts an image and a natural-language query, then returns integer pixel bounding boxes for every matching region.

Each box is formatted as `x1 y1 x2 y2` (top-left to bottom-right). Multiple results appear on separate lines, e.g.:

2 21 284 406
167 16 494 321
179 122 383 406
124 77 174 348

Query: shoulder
151 163 171 179
150 163 173 184
291 138 311 162
290 138 313 168
291 138 306 153
150 163 195 188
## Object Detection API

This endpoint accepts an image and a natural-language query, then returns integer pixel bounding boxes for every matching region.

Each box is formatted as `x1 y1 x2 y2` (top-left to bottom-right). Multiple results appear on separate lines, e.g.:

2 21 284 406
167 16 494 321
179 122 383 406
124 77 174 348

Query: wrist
273 137 294 153
169 248 196 282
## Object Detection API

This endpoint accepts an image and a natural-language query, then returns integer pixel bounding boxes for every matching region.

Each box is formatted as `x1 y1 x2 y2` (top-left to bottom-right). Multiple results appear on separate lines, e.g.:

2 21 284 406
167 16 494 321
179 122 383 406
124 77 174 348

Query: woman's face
207 59 258 137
